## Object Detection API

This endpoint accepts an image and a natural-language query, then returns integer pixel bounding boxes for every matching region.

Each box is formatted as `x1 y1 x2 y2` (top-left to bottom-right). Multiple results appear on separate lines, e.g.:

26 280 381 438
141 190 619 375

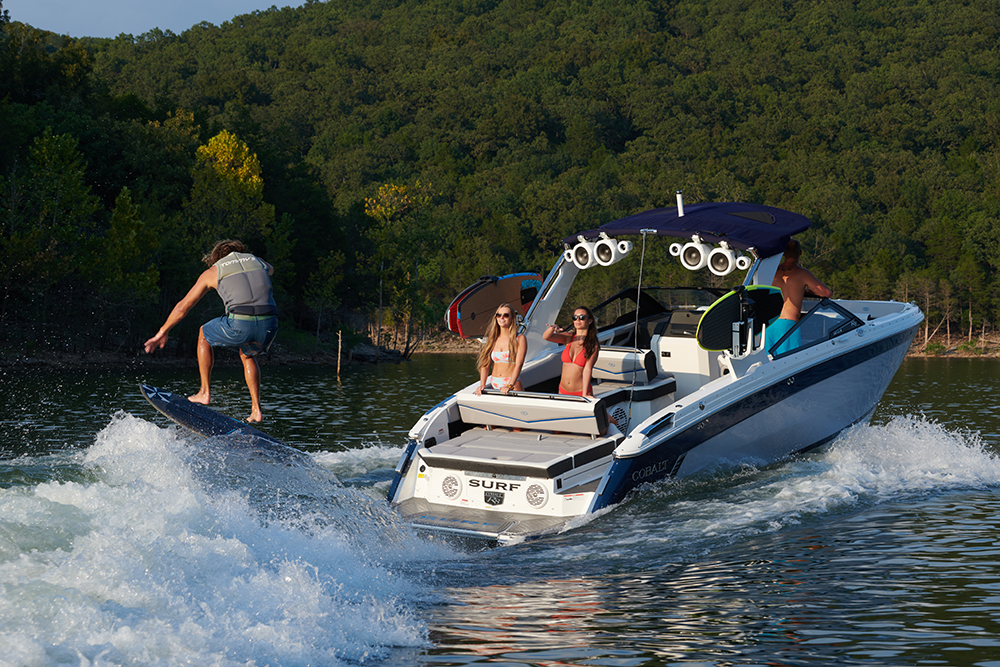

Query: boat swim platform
421 427 623 478
395 497 573 540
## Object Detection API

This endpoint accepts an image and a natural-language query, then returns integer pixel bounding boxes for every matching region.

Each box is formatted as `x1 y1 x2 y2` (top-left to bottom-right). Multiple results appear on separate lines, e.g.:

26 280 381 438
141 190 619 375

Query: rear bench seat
456 390 609 435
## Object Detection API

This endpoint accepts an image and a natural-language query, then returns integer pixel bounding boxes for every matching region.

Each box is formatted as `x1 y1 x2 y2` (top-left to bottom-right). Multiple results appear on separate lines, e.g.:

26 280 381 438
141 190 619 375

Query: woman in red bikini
543 306 599 397
474 304 526 395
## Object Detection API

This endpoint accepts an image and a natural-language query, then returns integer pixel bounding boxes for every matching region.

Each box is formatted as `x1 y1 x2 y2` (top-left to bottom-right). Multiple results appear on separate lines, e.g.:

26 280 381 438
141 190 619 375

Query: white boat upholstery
457 390 609 436
650 323 722 398
592 346 658 383
419 428 619 478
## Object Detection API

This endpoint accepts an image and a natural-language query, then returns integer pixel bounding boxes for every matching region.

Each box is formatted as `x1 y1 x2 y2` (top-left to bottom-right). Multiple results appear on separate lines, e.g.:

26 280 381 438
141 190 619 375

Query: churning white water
0 413 450 667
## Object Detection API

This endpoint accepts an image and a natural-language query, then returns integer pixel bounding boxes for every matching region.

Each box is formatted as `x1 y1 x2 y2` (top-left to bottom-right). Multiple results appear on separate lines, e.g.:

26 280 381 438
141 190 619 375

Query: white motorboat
388 198 923 543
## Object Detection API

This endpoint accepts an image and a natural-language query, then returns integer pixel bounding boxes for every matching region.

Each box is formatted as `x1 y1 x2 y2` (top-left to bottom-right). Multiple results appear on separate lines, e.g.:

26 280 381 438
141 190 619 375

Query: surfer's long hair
574 306 600 361
204 239 248 265
477 303 519 371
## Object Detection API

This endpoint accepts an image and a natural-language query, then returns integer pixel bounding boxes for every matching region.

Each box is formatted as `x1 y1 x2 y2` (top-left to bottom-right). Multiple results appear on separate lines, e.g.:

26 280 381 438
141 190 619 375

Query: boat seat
594 373 676 405
418 428 620 478
457 390 609 436
592 346 658 384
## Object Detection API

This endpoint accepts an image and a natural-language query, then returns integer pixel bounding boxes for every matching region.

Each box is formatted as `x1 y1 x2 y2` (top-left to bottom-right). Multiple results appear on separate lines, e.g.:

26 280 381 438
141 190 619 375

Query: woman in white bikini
474 304 526 395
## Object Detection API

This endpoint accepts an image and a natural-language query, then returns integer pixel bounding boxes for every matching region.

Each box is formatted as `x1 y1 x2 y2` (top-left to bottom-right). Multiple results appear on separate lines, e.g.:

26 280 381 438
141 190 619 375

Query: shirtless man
144 240 278 422
769 239 832 354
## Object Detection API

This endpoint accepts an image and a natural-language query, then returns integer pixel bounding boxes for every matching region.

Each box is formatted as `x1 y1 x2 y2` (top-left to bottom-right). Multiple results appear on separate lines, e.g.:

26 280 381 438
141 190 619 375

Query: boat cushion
592 346 658 383
457 390 609 436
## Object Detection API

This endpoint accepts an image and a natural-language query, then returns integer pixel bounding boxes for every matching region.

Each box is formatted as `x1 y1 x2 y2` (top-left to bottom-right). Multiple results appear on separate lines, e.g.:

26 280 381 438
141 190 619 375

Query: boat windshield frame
767 298 865 358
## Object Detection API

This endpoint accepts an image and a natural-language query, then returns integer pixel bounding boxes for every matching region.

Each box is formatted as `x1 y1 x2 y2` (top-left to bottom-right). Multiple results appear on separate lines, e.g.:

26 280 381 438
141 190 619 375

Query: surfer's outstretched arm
144 268 216 353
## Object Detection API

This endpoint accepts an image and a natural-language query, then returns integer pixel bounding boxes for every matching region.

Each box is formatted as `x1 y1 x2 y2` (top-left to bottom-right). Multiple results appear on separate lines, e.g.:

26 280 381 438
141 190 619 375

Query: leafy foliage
3 0 1000 355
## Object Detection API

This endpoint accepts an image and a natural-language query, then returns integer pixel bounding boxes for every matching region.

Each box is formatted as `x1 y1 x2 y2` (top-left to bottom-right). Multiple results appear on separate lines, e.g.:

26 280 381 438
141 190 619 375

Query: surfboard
445 273 543 338
140 383 283 443
139 384 317 467
696 285 783 352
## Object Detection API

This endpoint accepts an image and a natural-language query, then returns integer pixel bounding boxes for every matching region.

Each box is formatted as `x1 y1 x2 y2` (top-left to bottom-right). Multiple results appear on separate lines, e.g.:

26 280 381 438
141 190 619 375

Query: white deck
420 427 621 478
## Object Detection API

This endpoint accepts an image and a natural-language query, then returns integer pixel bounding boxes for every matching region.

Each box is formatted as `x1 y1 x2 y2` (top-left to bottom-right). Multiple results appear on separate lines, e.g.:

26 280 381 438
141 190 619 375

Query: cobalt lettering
631 459 673 482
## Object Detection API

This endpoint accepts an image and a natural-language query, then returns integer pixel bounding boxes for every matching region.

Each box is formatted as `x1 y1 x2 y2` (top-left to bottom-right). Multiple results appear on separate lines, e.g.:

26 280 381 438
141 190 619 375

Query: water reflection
0 354 478 455
427 490 1000 664
874 357 1000 443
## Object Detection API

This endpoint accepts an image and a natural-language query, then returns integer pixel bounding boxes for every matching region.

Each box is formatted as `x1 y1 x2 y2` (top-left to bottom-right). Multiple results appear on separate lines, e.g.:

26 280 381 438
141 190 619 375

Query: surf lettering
468 479 521 491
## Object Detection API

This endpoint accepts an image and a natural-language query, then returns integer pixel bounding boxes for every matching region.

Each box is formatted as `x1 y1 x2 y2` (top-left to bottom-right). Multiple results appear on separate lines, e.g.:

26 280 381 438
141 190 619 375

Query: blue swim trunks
767 317 800 356
202 315 278 357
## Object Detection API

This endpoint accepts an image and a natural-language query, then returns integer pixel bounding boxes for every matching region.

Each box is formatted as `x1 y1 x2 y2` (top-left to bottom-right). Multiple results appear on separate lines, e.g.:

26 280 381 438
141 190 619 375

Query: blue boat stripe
590 324 918 511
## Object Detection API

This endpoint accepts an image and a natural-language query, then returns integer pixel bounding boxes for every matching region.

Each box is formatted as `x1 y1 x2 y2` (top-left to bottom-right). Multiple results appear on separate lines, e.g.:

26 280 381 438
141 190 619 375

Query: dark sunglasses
572 314 588 321
496 312 512 319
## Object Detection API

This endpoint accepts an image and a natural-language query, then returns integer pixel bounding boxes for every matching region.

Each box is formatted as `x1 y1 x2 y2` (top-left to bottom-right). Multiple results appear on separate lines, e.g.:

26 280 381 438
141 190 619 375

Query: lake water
2 355 1000 666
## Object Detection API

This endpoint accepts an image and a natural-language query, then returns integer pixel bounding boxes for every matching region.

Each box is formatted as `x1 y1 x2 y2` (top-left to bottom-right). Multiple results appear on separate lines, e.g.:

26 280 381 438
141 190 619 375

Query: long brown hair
476 303 518 370
574 306 599 360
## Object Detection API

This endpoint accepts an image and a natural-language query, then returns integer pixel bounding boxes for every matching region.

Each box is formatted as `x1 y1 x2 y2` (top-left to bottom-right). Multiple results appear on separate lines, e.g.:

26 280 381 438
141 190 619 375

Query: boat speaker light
563 248 574 263
572 241 598 270
680 241 712 271
735 254 752 271
669 243 683 257
708 246 738 276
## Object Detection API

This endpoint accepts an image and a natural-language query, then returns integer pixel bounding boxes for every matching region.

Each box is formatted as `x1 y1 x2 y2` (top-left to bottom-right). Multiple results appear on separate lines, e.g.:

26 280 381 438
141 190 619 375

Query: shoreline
1 336 995 371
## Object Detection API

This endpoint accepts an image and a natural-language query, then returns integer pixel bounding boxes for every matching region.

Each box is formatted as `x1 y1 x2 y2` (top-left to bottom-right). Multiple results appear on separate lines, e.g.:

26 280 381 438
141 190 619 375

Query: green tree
364 180 436 357
185 129 274 247
304 250 345 352
0 128 100 345
87 187 160 301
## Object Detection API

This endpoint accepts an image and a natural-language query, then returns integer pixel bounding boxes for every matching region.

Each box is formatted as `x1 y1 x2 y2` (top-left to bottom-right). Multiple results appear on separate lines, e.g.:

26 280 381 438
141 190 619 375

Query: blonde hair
476 304 518 371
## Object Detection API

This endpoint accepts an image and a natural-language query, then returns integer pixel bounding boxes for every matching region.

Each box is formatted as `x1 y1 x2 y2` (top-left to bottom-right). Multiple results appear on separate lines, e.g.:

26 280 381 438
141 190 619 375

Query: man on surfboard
769 239 832 354
143 240 278 423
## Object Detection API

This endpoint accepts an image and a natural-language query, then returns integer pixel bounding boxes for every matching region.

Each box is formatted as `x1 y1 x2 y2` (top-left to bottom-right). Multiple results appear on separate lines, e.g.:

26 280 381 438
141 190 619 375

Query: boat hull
590 323 919 510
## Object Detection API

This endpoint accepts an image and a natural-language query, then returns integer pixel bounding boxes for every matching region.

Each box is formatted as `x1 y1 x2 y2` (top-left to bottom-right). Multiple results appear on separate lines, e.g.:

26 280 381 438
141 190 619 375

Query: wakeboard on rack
445 272 542 338
696 285 784 353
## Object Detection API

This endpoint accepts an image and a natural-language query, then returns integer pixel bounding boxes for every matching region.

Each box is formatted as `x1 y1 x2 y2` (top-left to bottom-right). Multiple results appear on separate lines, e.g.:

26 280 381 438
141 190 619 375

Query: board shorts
767 317 800 356
202 315 278 357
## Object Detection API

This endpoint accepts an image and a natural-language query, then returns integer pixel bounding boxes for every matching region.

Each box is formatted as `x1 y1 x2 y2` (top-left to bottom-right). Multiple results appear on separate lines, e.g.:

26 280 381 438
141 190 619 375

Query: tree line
2 0 999 360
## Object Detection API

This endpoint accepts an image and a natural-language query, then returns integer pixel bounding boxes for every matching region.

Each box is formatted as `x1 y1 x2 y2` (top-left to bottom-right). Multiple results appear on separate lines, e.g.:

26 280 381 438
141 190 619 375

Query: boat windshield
767 299 865 358
592 287 725 331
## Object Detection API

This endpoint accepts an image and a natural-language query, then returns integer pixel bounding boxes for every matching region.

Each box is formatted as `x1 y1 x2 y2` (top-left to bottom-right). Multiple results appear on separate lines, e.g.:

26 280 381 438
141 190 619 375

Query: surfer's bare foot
188 390 210 405
246 410 263 423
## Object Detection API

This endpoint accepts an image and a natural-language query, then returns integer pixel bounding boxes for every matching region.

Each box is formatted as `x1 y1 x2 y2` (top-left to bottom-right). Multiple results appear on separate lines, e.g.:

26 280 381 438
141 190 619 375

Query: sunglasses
496 312 512 319
572 314 589 321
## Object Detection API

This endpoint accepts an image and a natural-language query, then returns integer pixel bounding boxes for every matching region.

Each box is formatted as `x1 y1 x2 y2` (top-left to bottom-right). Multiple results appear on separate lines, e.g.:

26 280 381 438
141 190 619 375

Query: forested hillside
2 0 999 359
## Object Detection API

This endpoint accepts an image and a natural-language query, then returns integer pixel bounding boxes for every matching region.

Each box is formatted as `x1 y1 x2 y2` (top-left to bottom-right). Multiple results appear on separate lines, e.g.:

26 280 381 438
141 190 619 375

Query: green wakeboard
696 285 783 351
